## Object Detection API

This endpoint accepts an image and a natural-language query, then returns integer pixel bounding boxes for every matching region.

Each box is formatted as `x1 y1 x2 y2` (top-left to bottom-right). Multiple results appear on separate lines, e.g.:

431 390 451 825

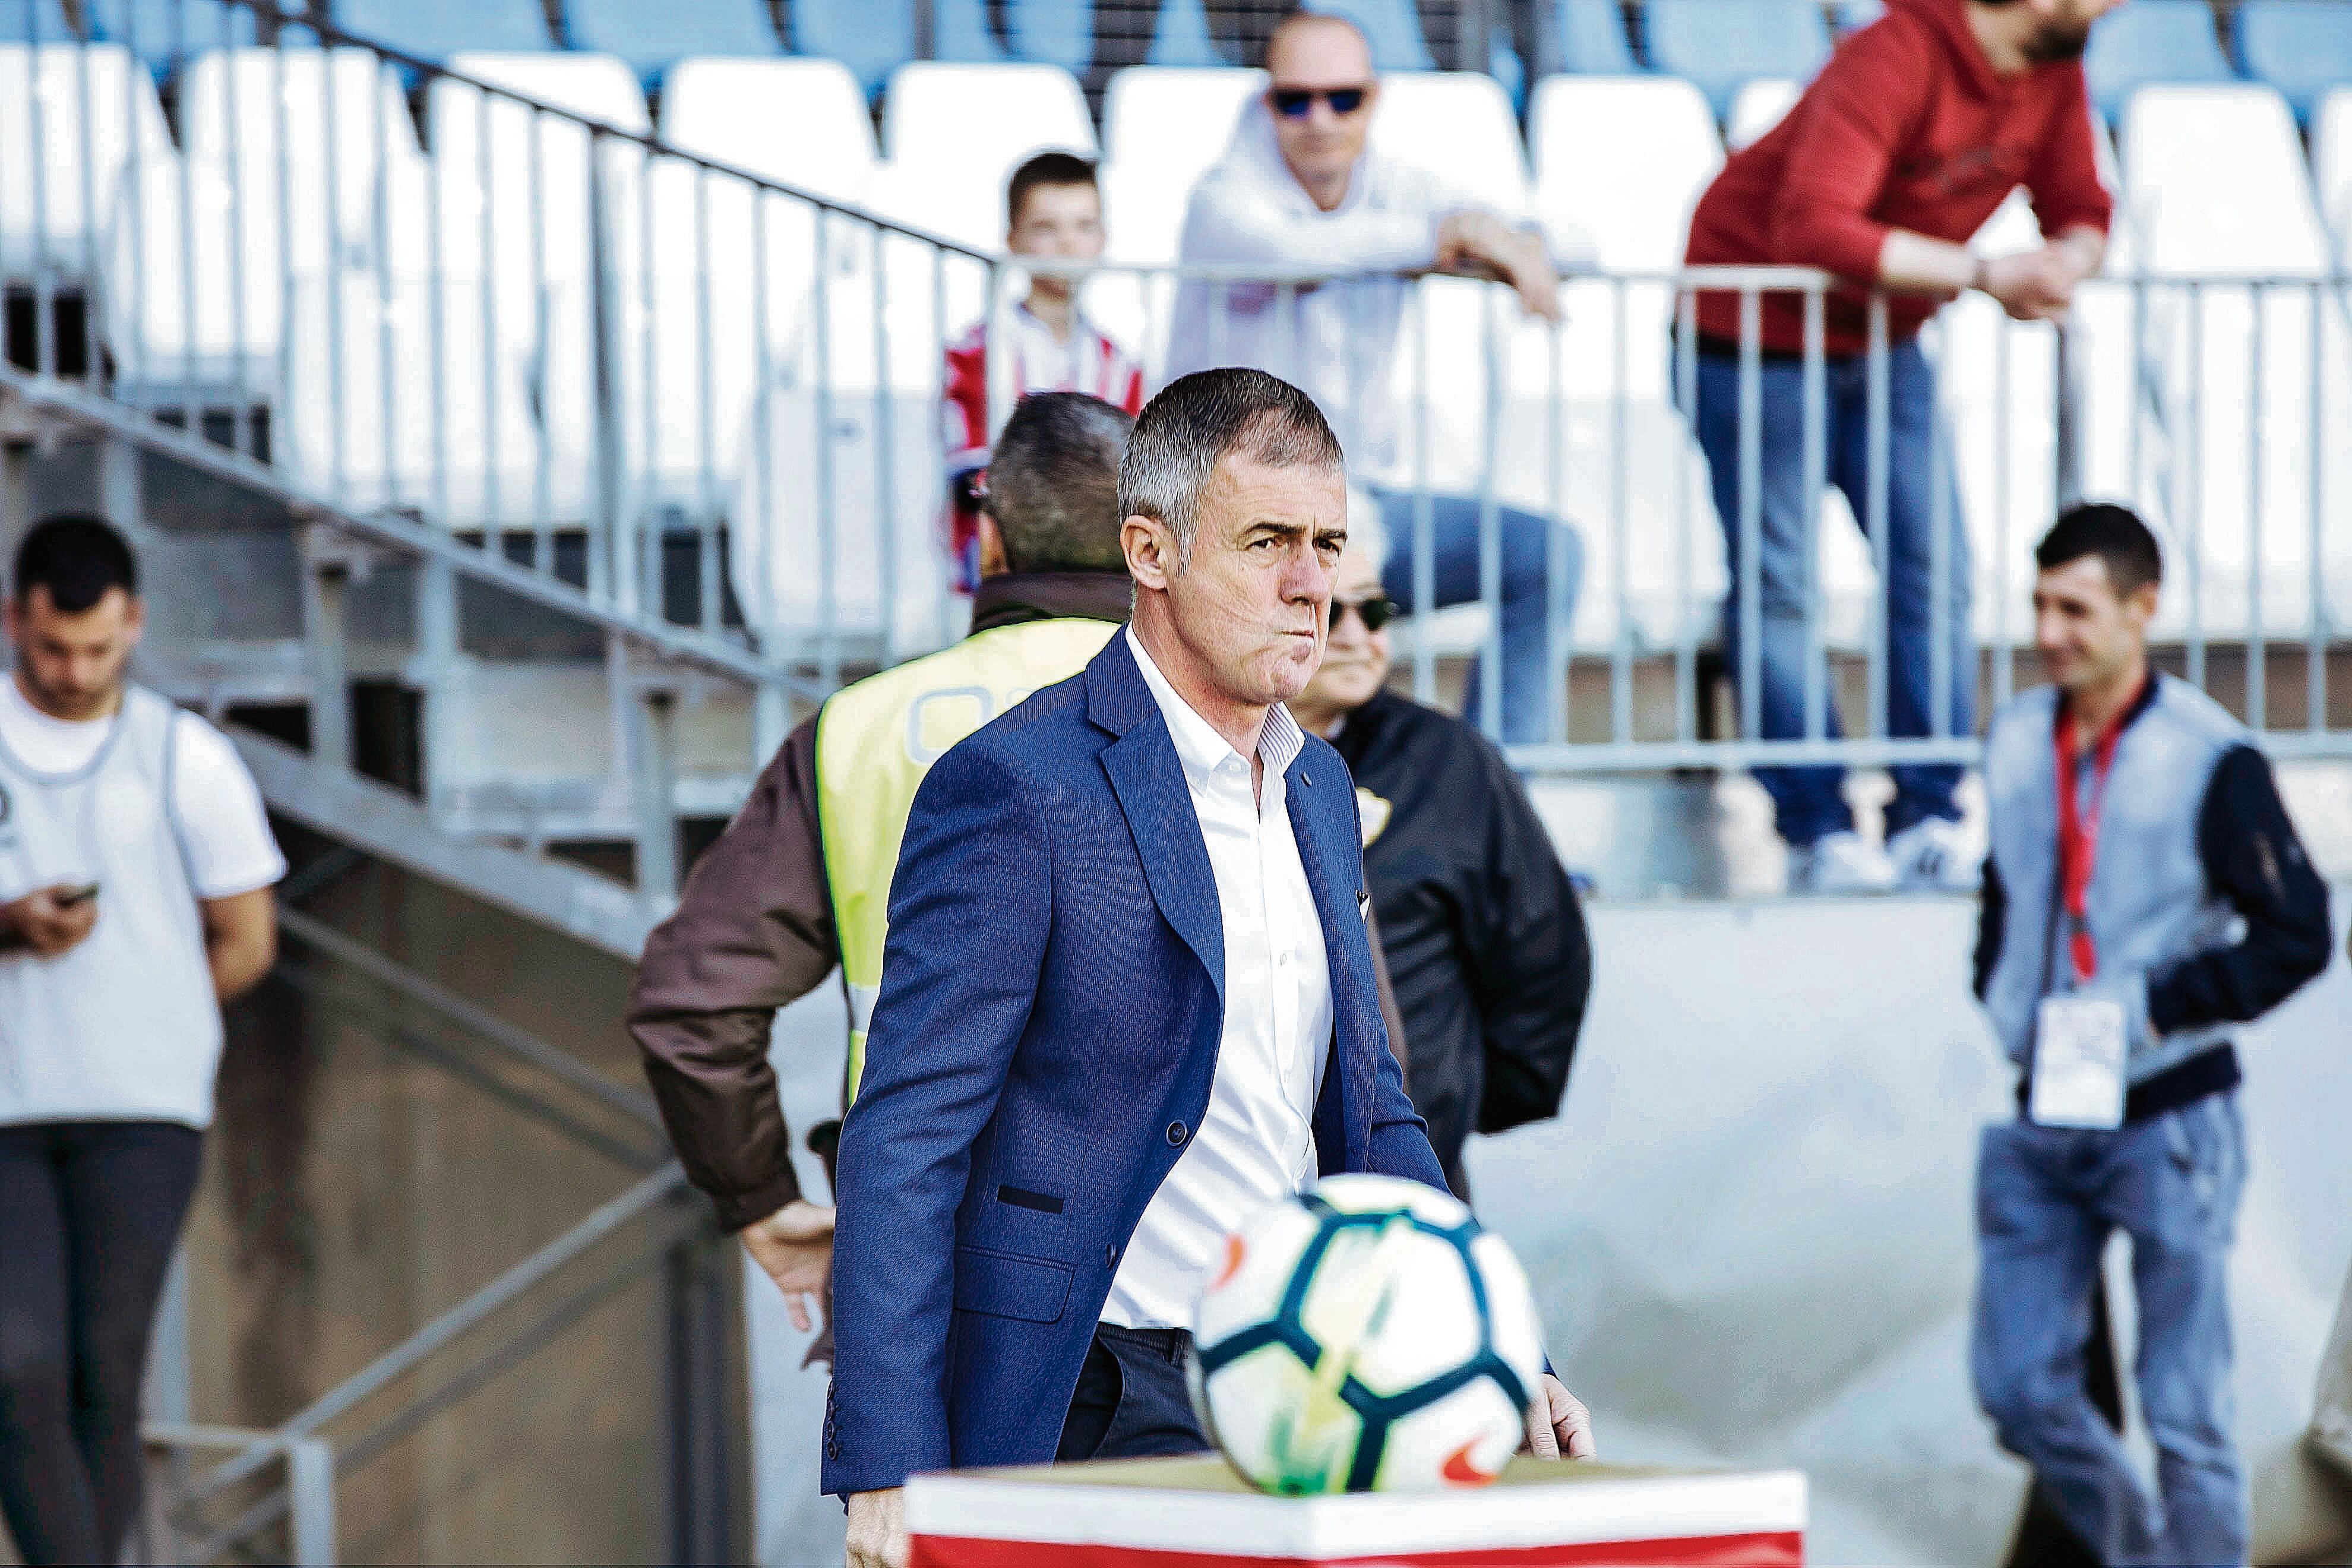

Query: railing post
628 656 681 900
284 1437 339 1568
663 1225 737 1568
300 524 355 773
2054 317 2085 510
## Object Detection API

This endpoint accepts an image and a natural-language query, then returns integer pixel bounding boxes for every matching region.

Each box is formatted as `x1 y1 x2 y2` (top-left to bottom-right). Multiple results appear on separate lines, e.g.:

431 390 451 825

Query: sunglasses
1270 86 1369 119
1329 595 1398 633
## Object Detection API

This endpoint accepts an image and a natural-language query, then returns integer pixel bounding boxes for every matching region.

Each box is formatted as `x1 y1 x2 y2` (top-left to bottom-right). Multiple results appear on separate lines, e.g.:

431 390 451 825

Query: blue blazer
821 632 1450 1497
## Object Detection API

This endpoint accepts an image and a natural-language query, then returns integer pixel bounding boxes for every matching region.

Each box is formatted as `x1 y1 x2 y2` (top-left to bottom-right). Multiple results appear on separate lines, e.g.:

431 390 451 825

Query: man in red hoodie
1681 0 2120 893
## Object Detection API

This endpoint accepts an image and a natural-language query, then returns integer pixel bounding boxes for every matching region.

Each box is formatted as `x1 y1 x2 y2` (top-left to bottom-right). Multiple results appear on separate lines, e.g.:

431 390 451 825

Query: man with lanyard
0 515 283 1566
1971 504 2334 1565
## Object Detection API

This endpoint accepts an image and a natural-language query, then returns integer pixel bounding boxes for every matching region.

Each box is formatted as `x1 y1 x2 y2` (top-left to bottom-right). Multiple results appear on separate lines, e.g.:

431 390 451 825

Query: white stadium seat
1725 77 1800 151
647 57 881 507
875 62 1096 251
0 44 169 286
429 52 651 521
2120 83 2350 643
2316 87 2352 260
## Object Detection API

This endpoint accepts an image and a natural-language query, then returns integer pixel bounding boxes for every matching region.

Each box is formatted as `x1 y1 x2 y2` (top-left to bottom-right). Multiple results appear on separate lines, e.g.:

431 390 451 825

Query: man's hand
1981 248 2080 324
739 1199 834 1333
1520 1373 1597 1460
2 884 99 958
1435 212 1564 323
845 1487 907 1568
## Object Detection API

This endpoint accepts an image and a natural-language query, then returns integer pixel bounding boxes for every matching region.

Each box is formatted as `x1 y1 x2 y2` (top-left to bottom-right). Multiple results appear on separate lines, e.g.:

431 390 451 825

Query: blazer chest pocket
951 1245 1073 1323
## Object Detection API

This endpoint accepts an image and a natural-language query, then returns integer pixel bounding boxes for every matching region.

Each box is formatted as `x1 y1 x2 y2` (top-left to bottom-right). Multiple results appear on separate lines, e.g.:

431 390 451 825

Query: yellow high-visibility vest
814 616 1119 1100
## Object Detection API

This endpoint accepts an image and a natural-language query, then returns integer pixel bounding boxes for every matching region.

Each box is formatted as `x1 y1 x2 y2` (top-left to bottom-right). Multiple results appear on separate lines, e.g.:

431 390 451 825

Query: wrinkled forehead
1265 15 1374 85
1201 450 1348 533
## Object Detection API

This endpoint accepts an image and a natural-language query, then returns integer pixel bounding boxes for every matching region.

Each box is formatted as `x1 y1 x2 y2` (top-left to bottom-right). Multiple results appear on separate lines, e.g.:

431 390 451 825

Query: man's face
2032 554 2154 694
1162 454 1347 707
5 586 143 720
1299 539 1392 716
1009 182 1105 302
1264 20 1377 193
2020 0 2129 64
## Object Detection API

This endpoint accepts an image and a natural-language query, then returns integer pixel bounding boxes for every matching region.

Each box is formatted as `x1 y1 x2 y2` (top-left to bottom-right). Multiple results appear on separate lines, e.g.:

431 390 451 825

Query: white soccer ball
1187 1173 1545 1495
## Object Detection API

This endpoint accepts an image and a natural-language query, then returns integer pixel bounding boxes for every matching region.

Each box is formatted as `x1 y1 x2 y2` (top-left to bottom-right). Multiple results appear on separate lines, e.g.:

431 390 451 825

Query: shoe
1886 817 1983 893
1793 830 1899 894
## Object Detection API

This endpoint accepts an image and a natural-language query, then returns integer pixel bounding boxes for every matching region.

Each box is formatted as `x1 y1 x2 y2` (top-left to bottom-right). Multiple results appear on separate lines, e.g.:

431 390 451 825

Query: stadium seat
83 0 257 75
562 0 781 85
1301 0 1435 71
1145 0 1232 67
1550 0 1637 74
1835 0 1884 31
875 62 1096 248
2234 0 2352 123
1531 73 1720 274
1007 0 1094 77
429 53 652 513
0 44 170 287
333 0 554 62
0 0 68 42
1371 71 1530 217
1103 66 1262 170
2317 88 2352 257
646 58 880 502
2081 0 2231 123
2119 83 2347 639
1725 77 1799 150
1643 0 1829 121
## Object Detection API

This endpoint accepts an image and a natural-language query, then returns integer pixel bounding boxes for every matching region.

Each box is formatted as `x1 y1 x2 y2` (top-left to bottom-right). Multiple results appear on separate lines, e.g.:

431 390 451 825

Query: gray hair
987 391 1135 573
1117 369 1345 564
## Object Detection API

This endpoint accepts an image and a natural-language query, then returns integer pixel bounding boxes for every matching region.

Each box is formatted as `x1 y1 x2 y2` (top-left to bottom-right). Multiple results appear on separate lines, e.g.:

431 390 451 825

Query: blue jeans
1972 1095 2248 1567
1367 488 1583 747
1683 340 1972 846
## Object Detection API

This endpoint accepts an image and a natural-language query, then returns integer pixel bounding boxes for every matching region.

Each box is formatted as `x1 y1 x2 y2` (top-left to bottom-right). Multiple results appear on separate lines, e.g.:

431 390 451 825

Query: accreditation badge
2028 995 2128 1130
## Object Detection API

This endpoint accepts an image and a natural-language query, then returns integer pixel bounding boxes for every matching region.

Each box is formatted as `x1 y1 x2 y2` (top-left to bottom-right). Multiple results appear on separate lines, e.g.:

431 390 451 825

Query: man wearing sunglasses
1165 9 1581 750
1290 502 1591 1199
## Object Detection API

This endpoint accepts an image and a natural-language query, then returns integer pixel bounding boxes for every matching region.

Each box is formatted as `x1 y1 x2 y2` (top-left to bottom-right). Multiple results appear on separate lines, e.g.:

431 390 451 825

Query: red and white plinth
906 1455 1806 1567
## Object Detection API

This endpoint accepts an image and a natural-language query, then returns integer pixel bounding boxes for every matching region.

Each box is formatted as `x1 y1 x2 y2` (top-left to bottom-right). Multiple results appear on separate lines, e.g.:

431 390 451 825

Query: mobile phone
52 882 99 908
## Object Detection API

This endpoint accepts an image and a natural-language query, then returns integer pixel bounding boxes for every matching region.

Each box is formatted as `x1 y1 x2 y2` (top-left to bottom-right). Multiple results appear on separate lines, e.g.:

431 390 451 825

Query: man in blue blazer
826 369 1593 1567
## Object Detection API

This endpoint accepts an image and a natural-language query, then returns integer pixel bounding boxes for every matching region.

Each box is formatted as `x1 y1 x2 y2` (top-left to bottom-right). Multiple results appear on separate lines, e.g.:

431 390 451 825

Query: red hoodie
1683 0 2113 355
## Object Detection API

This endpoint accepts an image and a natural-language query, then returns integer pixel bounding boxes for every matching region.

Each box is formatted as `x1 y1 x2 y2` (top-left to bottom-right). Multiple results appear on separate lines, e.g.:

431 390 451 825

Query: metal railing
2 0 2348 830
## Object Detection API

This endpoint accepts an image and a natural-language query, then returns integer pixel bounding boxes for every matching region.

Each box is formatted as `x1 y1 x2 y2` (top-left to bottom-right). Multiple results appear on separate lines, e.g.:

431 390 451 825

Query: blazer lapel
1088 636 1225 999
1286 752 1370 1160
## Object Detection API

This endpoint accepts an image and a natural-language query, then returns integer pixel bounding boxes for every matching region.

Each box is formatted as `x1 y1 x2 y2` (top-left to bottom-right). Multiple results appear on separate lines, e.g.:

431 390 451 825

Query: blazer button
1166 1120 1188 1146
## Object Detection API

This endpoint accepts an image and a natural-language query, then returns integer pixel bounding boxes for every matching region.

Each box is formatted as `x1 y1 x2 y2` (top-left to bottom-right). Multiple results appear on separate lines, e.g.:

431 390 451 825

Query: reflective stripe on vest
813 616 1119 1102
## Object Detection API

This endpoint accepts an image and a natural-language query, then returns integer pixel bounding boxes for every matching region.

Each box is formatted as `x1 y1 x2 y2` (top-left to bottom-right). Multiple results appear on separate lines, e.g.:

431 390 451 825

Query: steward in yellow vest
628 393 1138 1339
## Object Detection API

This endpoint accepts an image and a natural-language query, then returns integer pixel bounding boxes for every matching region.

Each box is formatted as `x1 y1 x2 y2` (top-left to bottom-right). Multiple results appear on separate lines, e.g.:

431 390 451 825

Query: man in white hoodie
1166 10 1578 747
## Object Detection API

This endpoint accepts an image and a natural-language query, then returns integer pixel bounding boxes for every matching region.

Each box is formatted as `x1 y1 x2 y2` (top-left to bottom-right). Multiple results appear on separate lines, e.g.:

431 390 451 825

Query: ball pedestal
906 1455 1806 1566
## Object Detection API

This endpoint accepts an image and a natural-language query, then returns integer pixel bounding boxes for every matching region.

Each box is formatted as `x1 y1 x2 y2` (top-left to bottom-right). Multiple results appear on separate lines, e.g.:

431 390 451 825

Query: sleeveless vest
814 617 1118 1099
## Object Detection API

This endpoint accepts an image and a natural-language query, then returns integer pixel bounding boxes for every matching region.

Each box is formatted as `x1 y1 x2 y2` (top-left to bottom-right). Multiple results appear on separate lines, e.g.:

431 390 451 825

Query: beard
2021 15 2094 63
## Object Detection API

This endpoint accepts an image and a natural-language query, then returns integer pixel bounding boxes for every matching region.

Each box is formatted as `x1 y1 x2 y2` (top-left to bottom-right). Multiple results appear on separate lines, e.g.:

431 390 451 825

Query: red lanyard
2052 687 2139 983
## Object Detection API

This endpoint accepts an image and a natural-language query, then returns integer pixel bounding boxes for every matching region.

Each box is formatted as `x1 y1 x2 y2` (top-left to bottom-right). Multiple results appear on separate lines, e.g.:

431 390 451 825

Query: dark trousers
0 1121 205 1566
1054 1323 1210 1463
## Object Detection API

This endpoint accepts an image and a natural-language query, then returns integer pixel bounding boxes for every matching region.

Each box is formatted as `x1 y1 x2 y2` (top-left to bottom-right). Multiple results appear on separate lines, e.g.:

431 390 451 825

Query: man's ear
976 514 1009 580
1122 515 1176 593
2125 579 2161 627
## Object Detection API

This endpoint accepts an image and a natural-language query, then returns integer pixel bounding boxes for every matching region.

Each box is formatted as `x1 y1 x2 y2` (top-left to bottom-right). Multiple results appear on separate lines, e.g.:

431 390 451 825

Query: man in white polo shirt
0 514 283 1567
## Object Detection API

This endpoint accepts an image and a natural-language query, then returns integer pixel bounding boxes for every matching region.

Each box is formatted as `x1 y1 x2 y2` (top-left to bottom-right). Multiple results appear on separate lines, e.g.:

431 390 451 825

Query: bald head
1261 11 1378 208
1264 10 1373 77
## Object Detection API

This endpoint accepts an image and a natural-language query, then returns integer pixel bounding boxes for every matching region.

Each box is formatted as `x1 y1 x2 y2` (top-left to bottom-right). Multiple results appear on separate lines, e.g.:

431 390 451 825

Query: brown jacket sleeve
628 715 839 1230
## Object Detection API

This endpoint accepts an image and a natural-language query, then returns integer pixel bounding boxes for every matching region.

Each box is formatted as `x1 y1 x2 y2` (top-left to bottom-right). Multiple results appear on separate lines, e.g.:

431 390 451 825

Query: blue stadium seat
564 0 780 84
0 0 68 42
2236 1 2352 122
332 0 554 61
2081 0 2231 122
82 1 258 74
1301 0 1434 71
1553 0 1637 74
933 0 1010 63
1007 0 1093 76
1146 0 1232 67
788 0 912 94
1836 0 1884 32
1643 0 1829 120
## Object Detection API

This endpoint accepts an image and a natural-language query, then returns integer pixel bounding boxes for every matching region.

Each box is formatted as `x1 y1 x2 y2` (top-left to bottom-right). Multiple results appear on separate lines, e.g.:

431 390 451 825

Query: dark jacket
1325 688 1591 1195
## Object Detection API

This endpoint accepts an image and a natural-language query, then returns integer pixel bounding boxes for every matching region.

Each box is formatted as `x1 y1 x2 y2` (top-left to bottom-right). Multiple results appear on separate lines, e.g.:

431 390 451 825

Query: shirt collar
1124 625 1305 791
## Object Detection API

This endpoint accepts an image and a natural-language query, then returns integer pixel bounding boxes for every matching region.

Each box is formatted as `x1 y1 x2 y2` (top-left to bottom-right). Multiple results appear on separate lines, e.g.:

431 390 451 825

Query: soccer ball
1187 1173 1545 1496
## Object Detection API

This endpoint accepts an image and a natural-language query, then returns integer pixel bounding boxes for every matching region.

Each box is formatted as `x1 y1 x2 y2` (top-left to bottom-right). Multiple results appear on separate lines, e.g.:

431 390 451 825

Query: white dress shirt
1102 628 1334 1330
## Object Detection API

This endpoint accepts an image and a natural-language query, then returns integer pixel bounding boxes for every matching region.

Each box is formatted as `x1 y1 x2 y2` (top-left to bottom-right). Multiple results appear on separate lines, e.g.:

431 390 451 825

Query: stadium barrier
3 2 2348 777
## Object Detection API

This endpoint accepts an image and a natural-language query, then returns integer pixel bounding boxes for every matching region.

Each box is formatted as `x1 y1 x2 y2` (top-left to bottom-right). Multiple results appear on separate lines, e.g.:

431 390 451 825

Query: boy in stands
940 152 1147 593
